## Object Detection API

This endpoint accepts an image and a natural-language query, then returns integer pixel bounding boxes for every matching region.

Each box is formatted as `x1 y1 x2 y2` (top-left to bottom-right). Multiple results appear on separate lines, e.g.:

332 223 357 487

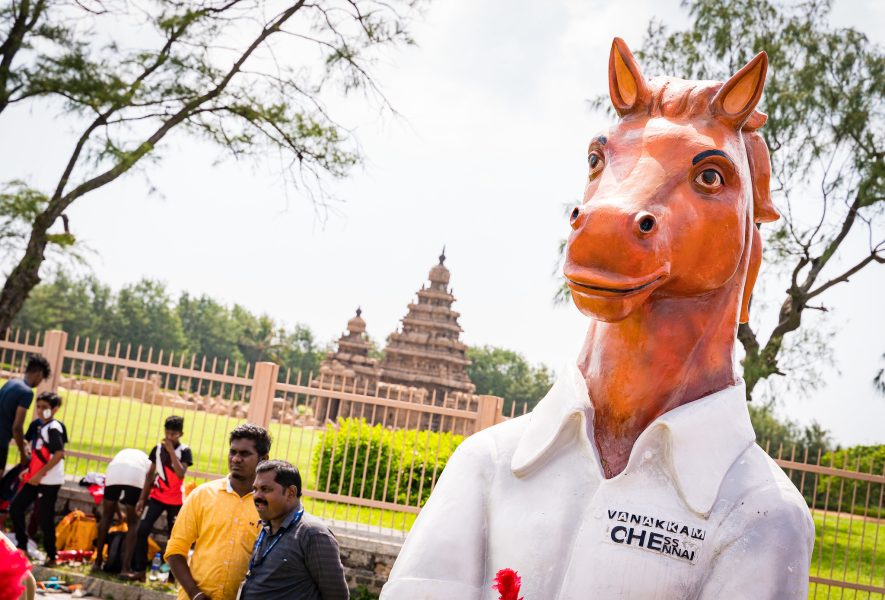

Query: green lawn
8 386 320 479
4 382 415 531
809 510 885 599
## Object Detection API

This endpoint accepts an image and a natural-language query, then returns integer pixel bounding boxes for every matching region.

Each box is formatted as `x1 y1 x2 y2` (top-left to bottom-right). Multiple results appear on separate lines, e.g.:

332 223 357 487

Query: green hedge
312 418 464 508
814 445 885 516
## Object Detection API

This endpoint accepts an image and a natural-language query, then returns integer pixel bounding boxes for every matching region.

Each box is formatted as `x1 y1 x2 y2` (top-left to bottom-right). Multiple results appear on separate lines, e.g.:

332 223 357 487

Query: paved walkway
31 565 174 600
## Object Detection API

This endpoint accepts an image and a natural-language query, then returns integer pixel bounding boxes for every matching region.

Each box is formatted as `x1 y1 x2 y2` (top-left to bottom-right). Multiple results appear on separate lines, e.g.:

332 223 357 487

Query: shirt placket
232 493 256 596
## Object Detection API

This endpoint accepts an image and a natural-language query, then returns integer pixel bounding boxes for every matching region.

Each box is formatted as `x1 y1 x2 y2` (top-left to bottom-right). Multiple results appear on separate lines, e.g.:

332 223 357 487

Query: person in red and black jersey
9 392 67 566
127 415 193 580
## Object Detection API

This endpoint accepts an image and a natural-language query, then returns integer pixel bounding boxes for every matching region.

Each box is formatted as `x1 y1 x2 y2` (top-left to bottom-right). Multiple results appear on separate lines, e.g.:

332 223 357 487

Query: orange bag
55 510 98 552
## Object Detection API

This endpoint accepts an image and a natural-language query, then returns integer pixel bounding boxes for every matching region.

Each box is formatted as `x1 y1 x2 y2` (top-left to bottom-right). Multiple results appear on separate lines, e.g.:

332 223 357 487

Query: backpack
103 531 126 573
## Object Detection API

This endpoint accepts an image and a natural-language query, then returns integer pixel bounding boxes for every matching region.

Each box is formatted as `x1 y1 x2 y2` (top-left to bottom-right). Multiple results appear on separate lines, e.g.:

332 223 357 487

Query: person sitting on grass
92 447 151 574
9 392 67 566
125 415 192 580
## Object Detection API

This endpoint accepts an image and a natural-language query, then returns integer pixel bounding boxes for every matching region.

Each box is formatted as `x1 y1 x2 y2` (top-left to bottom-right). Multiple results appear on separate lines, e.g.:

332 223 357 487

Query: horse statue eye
694 168 723 189
588 151 604 179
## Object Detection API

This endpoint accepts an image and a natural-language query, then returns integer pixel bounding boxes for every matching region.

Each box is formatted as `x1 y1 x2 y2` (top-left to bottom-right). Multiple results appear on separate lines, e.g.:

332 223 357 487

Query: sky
1 0 883 445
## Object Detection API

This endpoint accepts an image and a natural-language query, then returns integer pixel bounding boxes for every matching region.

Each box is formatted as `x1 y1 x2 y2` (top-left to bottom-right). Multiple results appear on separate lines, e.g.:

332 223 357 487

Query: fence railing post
247 361 279 428
475 394 504 433
39 329 68 394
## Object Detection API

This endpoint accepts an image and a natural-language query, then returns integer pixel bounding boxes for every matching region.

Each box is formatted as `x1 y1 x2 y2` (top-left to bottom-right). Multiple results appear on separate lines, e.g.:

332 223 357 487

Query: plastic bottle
149 552 162 581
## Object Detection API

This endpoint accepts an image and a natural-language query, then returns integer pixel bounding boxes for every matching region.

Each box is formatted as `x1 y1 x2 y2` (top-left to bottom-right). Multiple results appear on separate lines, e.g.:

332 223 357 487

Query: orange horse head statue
566 38 779 325
566 39 783 476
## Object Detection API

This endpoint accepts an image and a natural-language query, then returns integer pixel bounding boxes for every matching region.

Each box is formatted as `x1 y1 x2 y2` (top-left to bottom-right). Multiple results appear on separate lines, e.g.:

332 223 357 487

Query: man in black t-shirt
0 355 50 474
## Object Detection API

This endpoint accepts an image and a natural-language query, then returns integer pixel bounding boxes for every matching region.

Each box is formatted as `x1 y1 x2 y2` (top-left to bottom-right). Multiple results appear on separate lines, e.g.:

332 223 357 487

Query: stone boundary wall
336 529 401 592
55 479 402 594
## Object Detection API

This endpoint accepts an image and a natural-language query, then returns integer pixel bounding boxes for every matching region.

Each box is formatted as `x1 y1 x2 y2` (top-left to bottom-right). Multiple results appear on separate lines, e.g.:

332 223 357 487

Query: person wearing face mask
9 392 67 565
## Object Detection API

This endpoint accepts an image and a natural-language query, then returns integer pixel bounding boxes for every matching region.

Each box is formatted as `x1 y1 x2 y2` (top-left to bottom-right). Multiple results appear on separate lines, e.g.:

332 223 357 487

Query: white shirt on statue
381 363 814 600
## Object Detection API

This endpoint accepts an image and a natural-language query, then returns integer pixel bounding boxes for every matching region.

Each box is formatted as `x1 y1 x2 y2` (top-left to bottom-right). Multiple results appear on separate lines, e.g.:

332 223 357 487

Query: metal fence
1 328 882 595
0 328 502 533
767 443 884 599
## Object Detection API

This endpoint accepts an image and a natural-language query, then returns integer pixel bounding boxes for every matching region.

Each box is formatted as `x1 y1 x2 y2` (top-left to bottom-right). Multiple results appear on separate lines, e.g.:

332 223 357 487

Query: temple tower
379 249 475 403
319 308 381 388
315 308 382 420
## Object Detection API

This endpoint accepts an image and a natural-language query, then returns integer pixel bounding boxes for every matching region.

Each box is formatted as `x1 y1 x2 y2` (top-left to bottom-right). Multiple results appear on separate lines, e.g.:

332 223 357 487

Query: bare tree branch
806 250 885 300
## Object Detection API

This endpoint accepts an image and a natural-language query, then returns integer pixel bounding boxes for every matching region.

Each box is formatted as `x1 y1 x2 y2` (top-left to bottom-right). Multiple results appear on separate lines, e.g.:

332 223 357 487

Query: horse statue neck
578 277 743 479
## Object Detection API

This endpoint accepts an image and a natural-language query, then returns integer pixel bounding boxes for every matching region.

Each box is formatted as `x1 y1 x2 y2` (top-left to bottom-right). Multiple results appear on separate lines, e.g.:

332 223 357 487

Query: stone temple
380 250 475 398
315 250 478 426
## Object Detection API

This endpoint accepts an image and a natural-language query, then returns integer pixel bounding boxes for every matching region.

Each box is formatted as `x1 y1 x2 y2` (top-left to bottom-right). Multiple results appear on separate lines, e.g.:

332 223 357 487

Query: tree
747 403 832 458
12 272 112 340
12 272 328 375
233 307 281 365
467 345 554 416
556 0 883 400
0 0 424 332
177 292 245 366
875 353 885 395
108 279 187 355
274 324 325 377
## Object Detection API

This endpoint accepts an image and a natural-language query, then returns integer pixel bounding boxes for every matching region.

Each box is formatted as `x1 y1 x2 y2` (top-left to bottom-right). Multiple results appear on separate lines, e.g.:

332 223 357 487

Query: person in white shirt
93 448 151 573
9 392 67 565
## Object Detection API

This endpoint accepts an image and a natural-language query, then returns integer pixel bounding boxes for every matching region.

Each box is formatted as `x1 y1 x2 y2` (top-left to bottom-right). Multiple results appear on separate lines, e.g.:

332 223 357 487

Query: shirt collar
223 477 254 497
510 363 756 516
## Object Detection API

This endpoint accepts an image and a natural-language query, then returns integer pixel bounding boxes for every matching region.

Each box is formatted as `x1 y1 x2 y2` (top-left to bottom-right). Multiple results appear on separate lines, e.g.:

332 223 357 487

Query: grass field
809 510 885 599
3 381 417 531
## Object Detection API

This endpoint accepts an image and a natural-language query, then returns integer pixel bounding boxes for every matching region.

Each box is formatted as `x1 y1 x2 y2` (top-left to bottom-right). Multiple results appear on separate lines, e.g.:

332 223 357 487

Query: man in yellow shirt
165 424 271 600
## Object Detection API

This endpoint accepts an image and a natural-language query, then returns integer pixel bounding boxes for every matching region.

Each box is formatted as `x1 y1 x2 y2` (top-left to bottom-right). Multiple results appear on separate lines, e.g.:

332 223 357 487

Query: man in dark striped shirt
239 460 349 600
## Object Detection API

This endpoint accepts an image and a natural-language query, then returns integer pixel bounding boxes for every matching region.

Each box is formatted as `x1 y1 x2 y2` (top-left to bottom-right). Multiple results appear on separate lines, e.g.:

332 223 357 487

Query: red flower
0 543 30 600
493 568 524 600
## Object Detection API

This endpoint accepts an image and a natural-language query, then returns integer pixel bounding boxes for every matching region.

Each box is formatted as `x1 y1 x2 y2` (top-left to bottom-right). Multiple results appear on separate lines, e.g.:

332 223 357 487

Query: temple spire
380 251 475 401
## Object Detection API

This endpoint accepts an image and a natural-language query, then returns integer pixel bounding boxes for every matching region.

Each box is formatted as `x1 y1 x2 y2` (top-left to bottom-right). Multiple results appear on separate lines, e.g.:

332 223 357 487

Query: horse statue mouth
564 265 670 299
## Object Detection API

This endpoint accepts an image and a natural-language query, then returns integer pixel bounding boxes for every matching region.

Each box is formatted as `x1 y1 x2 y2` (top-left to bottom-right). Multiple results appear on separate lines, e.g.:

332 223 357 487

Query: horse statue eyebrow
692 149 733 165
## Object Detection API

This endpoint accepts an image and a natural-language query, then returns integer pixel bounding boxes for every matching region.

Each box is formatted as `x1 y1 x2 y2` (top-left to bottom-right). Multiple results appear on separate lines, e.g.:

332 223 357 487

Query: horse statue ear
711 51 768 129
608 38 651 116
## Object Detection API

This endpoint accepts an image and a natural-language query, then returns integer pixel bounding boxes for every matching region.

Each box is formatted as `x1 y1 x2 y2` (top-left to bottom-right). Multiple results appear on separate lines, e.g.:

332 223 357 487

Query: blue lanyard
246 509 303 577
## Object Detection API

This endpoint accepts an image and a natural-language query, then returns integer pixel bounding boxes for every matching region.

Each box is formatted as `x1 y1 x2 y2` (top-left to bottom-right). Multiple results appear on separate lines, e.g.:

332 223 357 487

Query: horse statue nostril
570 207 580 225
639 215 656 233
